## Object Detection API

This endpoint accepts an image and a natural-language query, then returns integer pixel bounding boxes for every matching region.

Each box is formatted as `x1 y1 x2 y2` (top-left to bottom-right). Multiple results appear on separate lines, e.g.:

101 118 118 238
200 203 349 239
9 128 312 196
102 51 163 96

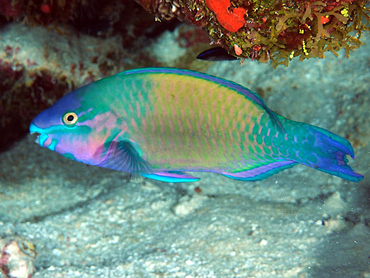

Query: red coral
205 0 229 12
205 0 246 32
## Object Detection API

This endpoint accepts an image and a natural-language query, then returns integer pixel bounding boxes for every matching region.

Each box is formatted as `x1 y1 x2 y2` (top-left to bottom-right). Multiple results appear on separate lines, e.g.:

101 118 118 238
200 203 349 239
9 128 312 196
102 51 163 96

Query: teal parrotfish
29 68 363 183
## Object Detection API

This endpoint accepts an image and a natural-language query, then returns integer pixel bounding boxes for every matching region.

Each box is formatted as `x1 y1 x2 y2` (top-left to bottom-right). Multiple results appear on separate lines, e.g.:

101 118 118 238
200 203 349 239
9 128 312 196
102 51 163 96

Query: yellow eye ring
63 112 78 125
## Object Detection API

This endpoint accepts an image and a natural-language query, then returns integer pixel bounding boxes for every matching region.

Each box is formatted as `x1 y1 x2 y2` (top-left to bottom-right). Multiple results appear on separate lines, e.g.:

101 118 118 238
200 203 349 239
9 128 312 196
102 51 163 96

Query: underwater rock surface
1 19 370 278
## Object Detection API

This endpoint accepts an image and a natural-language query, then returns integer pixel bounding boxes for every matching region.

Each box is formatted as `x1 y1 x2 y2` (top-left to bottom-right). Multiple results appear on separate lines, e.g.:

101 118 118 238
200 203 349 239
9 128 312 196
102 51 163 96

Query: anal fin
222 160 297 181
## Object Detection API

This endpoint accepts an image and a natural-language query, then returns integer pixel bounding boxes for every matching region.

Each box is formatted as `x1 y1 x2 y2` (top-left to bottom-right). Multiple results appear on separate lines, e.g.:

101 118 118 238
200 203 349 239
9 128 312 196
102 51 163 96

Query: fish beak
29 122 38 135
29 123 48 147
29 122 58 151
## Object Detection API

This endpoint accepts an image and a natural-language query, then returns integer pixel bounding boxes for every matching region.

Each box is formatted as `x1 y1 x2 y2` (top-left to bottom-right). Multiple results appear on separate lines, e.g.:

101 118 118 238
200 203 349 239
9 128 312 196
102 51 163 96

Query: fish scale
29 68 363 183
136 74 267 170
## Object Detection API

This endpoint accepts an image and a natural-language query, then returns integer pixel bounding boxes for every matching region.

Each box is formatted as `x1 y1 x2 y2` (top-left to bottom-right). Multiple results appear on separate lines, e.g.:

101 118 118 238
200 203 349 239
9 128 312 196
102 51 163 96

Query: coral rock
135 0 370 67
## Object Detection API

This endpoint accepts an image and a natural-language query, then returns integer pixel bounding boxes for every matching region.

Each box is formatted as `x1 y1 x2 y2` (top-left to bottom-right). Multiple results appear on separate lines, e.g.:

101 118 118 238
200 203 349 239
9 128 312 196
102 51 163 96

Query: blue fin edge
141 173 200 183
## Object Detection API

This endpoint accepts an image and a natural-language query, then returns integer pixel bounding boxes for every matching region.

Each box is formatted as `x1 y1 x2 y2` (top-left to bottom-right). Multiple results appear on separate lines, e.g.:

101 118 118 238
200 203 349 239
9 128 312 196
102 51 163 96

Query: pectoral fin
98 140 152 173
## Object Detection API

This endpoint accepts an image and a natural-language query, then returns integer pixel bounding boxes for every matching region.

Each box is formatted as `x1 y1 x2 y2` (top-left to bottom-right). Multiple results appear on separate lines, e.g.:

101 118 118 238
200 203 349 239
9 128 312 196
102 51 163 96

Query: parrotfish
29 68 363 183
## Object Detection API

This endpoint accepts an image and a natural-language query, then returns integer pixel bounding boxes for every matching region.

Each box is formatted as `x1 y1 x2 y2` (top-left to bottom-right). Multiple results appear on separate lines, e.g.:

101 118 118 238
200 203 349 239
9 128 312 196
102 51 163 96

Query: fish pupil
63 112 78 125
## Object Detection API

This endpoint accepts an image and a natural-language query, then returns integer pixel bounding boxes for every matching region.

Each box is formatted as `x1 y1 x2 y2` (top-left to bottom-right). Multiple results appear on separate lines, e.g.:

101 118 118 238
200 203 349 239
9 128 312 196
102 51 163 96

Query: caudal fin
304 125 363 182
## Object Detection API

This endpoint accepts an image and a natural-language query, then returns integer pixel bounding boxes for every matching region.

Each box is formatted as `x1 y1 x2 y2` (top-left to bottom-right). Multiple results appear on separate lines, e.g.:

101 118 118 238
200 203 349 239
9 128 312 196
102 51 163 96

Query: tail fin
304 125 363 182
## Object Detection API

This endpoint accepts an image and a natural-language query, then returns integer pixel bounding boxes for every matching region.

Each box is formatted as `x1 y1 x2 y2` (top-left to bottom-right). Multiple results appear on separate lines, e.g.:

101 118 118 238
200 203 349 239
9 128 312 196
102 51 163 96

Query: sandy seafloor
1 23 370 278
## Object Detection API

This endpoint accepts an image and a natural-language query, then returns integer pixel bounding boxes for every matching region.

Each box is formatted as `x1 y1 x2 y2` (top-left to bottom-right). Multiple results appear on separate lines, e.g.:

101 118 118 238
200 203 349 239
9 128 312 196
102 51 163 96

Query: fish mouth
29 123 49 147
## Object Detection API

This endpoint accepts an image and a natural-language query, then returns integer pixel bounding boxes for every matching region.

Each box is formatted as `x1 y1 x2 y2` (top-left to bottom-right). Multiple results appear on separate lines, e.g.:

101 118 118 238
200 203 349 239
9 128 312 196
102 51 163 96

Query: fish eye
63 112 78 125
